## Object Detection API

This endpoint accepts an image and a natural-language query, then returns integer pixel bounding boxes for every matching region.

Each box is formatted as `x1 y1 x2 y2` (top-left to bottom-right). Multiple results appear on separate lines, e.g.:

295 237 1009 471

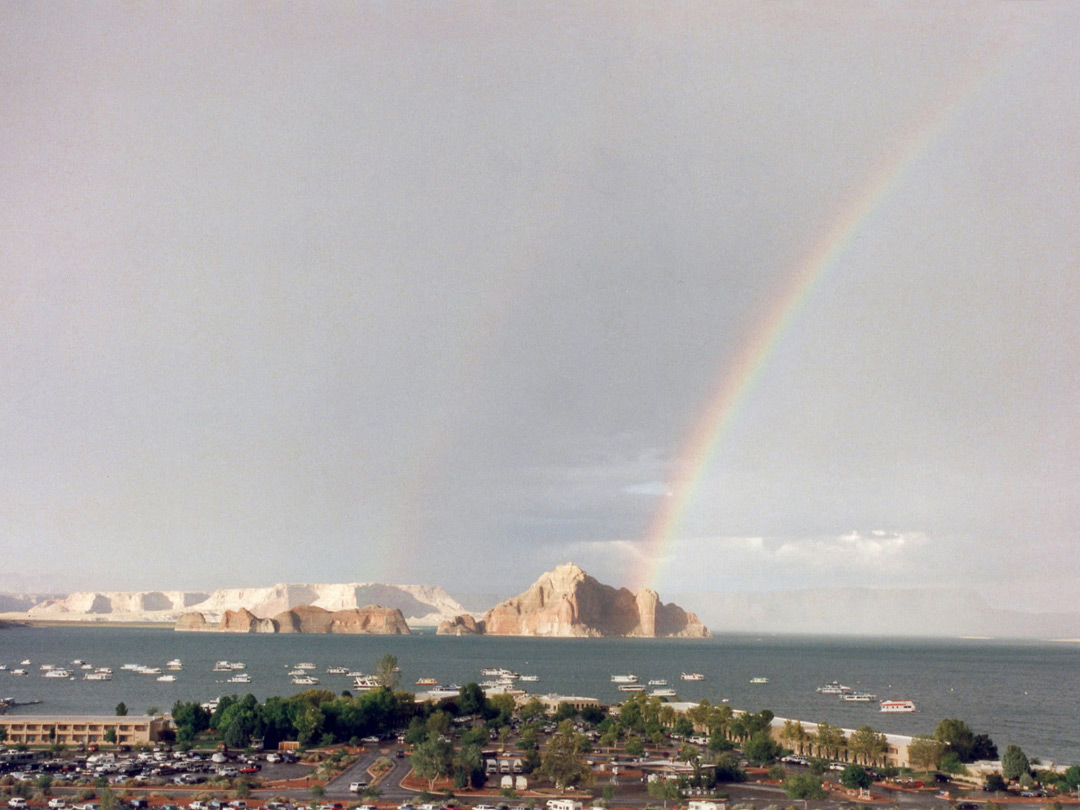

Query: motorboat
227 673 251 683
648 679 668 686
750 677 769 684
611 674 638 683
157 674 177 683
617 683 646 692
841 693 877 702
680 672 705 681
649 688 677 698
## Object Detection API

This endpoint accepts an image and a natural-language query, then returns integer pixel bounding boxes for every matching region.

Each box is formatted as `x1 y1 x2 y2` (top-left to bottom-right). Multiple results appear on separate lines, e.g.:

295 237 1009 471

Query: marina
0 626 1076 763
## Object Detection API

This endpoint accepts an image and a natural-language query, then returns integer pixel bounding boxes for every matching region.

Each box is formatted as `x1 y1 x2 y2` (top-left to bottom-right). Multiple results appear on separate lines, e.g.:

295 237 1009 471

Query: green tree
540 720 592 790
625 736 645 757
412 735 454 790
784 773 826 800
426 710 452 738
840 764 872 790
814 721 845 760
848 725 887 766
374 654 400 691
457 683 487 717
646 778 681 809
114 702 128 717
1001 744 1030 781
99 788 120 810
743 731 783 766
103 727 117 744
983 774 1007 792
456 741 485 788
934 718 977 761
907 735 946 773
34 774 53 795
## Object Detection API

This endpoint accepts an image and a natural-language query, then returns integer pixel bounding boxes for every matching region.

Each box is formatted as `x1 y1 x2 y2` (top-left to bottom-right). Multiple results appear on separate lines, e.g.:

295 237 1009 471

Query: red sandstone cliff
175 604 409 634
436 613 482 635
441 563 709 638
272 604 410 634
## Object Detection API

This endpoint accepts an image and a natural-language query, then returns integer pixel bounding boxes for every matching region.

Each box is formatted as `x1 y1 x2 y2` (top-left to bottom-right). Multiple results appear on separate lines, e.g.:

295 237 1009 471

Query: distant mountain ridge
19 583 466 626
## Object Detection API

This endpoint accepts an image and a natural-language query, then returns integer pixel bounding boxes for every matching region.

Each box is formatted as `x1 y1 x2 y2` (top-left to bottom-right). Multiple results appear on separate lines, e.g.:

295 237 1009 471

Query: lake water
1 626 1077 764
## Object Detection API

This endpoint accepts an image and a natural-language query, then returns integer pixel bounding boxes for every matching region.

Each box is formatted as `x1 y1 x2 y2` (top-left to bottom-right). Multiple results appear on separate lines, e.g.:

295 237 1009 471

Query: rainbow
632 58 1008 593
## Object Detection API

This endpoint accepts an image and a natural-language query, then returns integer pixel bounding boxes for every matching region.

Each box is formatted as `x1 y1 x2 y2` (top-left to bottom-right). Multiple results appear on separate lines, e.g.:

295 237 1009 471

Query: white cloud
622 481 673 497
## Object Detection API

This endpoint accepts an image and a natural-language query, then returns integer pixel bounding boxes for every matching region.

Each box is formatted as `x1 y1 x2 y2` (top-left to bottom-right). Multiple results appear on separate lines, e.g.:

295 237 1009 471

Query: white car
350 782 368 792
265 753 282 763
8 801 28 810
48 801 68 810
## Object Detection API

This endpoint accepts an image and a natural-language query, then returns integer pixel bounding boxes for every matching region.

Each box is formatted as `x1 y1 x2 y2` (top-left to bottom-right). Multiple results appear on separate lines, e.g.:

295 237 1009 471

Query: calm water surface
1 627 1076 764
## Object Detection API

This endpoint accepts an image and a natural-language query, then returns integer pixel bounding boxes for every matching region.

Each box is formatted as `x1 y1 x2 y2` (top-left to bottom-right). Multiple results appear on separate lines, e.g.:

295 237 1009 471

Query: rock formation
436 614 482 635
441 563 709 638
23 582 464 626
175 604 410 634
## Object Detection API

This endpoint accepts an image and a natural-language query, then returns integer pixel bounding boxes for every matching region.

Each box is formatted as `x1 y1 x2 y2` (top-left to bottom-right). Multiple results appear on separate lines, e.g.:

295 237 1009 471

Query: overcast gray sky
2 3 1077 612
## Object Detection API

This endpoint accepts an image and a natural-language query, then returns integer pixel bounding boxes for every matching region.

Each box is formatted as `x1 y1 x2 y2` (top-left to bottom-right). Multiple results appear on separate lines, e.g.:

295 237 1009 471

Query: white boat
12 669 28 676
139 667 163 675
649 688 677 697
326 666 348 674
416 677 439 686
429 684 462 698
617 683 646 692
880 699 916 713
680 672 705 681
166 659 184 670
648 679 668 686
295 662 316 670
84 671 112 681
519 674 539 682
816 681 853 694
750 677 769 684
20 659 31 666
43 669 72 679
227 673 251 683
611 674 638 683
841 693 877 702
157 675 177 683
292 676 320 686
352 675 380 691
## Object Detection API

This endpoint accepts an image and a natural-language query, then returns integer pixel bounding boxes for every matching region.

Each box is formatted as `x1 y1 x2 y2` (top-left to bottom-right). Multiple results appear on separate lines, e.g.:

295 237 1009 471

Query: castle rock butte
436 563 709 638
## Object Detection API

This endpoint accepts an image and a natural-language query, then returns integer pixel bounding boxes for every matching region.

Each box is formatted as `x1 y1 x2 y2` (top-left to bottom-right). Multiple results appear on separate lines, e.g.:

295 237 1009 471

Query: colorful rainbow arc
632 57 1008 594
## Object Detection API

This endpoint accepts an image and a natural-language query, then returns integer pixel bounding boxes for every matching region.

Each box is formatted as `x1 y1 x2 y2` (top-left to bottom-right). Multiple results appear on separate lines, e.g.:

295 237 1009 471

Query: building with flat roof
0 715 168 746
537 694 601 713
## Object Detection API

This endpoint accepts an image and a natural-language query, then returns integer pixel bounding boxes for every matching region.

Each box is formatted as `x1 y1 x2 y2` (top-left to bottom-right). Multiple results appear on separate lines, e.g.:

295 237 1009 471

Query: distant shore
0 616 173 629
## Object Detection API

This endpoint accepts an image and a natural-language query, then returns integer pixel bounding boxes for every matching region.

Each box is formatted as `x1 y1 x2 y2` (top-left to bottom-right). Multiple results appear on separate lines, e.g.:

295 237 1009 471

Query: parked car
48 800 67 809
350 781 368 792
8 800 28 810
